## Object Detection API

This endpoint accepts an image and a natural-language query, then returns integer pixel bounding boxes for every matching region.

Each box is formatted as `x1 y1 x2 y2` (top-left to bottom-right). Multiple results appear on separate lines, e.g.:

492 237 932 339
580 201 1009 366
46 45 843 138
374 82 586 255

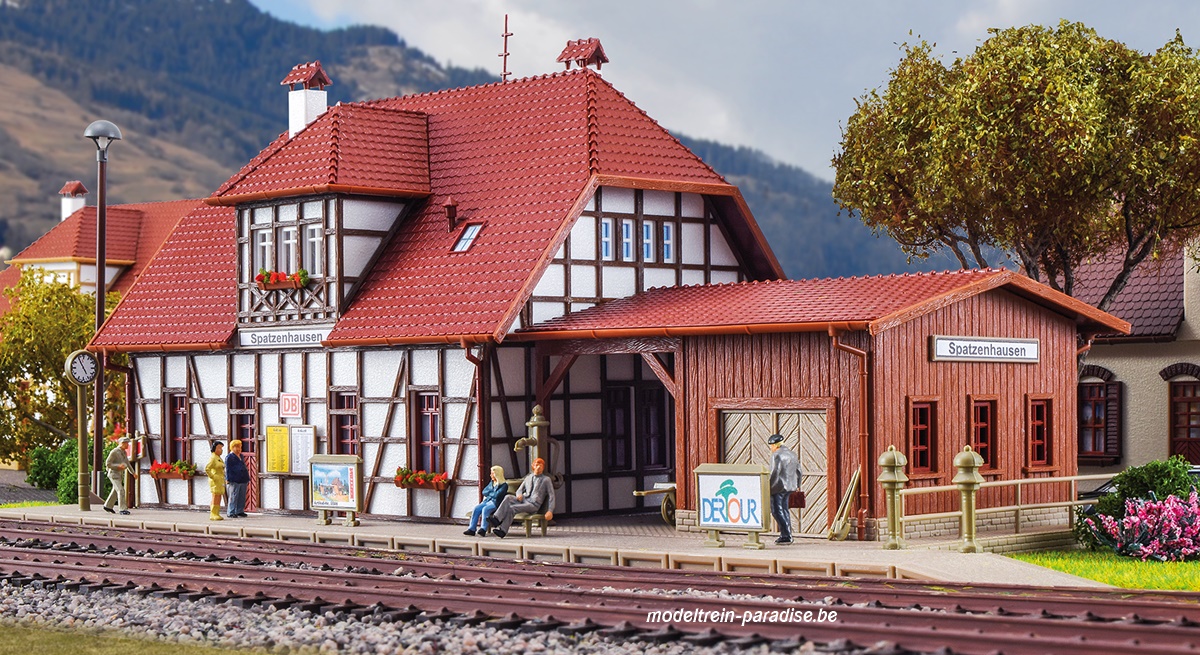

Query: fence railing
878 444 1117 551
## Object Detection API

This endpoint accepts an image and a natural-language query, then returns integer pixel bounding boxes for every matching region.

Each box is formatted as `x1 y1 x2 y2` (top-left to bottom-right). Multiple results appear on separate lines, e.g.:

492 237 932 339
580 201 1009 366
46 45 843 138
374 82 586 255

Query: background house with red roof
89 51 1126 539
1072 246 1200 470
0 182 202 315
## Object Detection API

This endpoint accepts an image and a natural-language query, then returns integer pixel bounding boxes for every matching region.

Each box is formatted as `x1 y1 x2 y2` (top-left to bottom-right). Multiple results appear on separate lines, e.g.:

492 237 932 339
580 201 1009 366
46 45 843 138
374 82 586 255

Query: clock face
66 350 98 386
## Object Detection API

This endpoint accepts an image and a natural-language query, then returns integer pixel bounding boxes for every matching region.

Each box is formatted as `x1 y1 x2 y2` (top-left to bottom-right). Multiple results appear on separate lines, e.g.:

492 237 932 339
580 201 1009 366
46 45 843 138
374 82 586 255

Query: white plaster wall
571 264 597 297
711 270 740 284
262 479 281 508
492 445 514 473
142 404 161 440
445 403 471 441
135 357 162 396
681 269 706 286
192 356 224 396
413 489 441 517
681 193 704 218
445 350 476 398
495 348 526 392
572 479 603 512
571 398 602 433
380 441 406 475
603 187 635 213
343 235 381 278
457 446 480 483
138 480 156 505
361 443 380 473
285 479 305 509
411 350 438 386
710 225 738 266
259 354 280 396
372 485 404 514
342 199 404 231
601 267 636 298
207 403 228 437
570 215 596 259
606 355 635 381
362 351 402 397
569 356 602 394
165 357 186 389
608 476 638 510
1084 339 1200 473
450 489 475 520
681 223 706 265
570 439 603 474
549 399 566 434
232 354 255 387
570 302 594 314
644 267 676 289
261 400 281 427
388 406 407 440
532 301 566 324
533 264 565 297
306 353 327 398
643 190 675 217
331 351 356 386
281 352 304 393
363 403 388 438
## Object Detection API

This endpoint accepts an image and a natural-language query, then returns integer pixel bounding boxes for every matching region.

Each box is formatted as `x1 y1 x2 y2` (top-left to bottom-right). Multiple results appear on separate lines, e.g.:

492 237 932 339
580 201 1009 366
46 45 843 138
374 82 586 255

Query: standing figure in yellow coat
205 441 226 521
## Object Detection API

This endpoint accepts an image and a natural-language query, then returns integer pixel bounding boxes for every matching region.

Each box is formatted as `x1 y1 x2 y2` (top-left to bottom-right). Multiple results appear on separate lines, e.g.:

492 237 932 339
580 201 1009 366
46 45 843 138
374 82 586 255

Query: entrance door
721 410 829 536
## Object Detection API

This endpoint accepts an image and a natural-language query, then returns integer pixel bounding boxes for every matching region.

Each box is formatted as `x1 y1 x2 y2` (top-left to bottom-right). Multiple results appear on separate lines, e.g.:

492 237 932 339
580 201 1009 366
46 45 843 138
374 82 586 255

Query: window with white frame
642 221 656 263
452 223 483 252
662 222 675 263
304 224 323 275
600 218 615 261
246 200 326 278
621 219 635 262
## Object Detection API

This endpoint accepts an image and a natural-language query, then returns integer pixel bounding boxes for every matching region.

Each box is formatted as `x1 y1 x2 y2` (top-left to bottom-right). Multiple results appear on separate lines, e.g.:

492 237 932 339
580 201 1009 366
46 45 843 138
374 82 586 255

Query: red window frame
166 394 189 463
230 391 257 454
970 398 997 469
1028 398 1051 466
332 392 359 455
413 392 441 472
908 401 936 473
1078 383 1106 456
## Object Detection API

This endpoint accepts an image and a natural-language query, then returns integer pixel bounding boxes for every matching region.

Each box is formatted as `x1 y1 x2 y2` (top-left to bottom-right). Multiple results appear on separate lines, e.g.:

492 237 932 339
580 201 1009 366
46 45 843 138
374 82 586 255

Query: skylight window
452 223 484 252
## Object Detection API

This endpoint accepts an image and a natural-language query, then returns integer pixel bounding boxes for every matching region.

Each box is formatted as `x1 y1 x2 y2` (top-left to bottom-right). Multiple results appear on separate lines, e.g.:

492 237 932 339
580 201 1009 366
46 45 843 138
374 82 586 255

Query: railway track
0 519 1197 654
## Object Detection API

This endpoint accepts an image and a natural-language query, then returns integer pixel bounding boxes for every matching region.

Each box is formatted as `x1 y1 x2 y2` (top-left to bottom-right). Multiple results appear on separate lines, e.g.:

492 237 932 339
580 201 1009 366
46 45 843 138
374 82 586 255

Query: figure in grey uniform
489 457 554 538
767 433 802 544
103 436 133 515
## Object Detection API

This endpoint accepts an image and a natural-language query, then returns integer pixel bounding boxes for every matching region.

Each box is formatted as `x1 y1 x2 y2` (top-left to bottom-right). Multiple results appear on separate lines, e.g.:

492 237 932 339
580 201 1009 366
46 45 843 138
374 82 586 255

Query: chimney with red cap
281 61 333 138
58 180 88 221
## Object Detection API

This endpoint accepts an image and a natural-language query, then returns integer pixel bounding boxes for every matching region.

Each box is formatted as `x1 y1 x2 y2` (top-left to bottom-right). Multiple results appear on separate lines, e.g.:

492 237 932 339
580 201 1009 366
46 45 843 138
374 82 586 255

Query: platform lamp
84 120 121 498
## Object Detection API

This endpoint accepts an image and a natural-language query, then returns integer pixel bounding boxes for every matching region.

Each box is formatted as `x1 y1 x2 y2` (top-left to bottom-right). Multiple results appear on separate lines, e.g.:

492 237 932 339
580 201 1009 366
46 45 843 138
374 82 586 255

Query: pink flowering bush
1085 491 1200 562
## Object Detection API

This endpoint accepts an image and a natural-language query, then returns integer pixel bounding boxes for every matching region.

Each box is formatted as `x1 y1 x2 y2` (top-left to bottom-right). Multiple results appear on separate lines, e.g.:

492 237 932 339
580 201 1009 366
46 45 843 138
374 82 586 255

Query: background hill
0 0 949 278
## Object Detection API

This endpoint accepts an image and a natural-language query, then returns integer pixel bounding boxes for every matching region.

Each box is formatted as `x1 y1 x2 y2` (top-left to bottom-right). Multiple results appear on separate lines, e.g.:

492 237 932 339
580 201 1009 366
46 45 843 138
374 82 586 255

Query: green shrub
1095 456 1196 520
51 439 117 504
25 443 69 489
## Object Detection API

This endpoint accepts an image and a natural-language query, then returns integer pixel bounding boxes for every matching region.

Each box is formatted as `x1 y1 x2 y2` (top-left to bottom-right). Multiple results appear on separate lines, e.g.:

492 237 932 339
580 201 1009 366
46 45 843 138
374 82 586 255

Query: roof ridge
363 68 589 106
328 104 343 184
585 71 599 175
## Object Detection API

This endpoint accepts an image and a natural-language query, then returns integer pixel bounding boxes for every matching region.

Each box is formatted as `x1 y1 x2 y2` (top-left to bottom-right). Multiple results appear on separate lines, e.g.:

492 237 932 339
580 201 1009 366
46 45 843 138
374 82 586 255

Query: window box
150 470 194 480
394 478 448 491
256 278 303 291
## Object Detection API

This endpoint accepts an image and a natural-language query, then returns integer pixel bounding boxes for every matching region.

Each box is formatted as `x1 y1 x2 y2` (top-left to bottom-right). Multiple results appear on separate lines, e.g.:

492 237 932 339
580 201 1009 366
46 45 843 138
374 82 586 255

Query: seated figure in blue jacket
466 465 509 536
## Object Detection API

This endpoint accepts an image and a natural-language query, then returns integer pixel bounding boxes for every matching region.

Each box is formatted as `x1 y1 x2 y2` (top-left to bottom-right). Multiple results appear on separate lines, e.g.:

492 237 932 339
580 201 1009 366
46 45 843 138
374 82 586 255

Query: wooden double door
721 409 829 536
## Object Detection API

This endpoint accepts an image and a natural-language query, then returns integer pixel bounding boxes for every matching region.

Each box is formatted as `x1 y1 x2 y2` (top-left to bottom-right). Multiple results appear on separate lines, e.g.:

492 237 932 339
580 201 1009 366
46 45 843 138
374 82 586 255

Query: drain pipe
461 338 486 494
829 326 870 542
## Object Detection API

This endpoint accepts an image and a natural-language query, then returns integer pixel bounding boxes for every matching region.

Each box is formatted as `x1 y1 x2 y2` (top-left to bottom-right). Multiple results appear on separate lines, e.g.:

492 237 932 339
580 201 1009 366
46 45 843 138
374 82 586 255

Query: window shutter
1104 381 1123 459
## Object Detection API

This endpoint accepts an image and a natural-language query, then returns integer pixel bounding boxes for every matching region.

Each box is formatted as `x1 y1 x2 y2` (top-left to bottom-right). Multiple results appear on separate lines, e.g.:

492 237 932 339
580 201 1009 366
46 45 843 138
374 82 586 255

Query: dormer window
452 223 483 252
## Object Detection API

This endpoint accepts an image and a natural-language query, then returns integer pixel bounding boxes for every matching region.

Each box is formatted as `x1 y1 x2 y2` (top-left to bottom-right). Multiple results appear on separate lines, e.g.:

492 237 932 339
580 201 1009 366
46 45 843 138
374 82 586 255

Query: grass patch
0 624 244 654
0 501 61 508
1010 550 1200 591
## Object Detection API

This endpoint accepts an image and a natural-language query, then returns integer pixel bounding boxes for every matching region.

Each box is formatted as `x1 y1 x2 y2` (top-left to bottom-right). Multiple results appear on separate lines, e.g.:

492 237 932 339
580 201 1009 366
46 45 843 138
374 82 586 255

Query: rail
896 472 1117 537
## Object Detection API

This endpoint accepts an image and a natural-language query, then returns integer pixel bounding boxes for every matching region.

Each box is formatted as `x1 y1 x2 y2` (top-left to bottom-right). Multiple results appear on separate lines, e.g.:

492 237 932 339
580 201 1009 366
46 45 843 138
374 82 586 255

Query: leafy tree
834 22 1200 309
0 268 124 466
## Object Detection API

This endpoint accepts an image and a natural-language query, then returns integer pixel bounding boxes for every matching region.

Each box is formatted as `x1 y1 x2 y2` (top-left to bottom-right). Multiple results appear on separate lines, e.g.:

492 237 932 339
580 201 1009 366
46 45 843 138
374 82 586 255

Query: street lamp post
84 120 121 497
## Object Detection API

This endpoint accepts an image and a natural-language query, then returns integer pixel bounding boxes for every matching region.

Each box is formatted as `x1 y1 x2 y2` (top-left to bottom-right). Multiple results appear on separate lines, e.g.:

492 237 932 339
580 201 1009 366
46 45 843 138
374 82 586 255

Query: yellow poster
265 425 290 473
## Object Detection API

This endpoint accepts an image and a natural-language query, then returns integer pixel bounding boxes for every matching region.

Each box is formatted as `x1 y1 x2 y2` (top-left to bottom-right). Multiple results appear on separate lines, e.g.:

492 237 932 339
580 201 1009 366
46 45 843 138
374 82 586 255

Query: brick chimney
58 180 87 221
281 61 332 138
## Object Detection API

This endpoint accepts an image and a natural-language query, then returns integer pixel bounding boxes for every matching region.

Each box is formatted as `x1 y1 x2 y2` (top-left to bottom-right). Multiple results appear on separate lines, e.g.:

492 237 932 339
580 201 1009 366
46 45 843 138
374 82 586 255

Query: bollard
877 445 909 550
952 445 985 553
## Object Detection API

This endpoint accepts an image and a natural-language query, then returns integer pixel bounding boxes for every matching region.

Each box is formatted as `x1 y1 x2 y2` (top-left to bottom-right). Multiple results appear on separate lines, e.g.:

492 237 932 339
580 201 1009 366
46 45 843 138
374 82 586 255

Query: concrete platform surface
0 504 1106 588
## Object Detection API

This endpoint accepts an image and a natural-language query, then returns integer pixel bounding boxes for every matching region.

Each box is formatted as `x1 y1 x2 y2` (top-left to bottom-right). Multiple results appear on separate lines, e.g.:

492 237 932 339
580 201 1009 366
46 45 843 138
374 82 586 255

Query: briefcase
788 489 806 509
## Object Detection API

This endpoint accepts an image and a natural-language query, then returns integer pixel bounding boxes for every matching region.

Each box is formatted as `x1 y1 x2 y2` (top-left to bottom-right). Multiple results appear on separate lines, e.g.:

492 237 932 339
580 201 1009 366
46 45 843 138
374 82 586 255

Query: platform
0 504 1105 589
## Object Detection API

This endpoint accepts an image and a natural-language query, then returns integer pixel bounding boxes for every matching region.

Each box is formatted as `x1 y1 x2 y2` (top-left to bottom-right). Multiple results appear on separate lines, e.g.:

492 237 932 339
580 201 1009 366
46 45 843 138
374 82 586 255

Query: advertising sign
289 425 315 475
279 392 302 418
309 454 362 512
697 472 767 531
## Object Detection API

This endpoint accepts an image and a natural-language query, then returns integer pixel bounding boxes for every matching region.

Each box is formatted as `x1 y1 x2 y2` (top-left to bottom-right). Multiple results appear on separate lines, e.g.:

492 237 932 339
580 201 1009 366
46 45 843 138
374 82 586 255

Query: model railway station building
67 50 1129 536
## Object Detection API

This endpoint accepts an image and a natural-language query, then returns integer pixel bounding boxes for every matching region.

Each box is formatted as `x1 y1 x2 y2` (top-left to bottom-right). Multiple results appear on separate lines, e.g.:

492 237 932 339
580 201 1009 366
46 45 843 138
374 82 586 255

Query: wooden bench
507 480 550 537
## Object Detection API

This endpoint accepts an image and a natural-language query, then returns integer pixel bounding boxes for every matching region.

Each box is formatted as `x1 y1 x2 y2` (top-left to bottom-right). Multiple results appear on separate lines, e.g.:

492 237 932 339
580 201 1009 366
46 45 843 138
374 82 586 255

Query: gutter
829 326 871 542
324 334 495 348
513 321 872 342
206 183 429 207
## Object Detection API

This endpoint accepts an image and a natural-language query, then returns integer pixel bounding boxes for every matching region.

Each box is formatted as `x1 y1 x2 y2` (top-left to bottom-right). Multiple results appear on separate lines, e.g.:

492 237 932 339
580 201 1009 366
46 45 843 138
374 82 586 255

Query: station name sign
238 326 331 349
929 335 1039 363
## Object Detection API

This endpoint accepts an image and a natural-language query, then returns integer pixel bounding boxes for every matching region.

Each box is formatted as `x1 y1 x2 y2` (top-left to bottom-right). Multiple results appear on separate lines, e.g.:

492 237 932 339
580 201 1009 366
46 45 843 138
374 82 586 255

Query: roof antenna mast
499 14 512 82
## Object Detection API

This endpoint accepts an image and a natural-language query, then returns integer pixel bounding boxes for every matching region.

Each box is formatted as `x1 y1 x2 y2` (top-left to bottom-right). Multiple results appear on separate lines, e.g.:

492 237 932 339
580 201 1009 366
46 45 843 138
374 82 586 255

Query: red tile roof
90 204 237 350
1071 246 1184 340
95 68 781 350
211 104 430 204
516 269 1130 339
280 60 332 90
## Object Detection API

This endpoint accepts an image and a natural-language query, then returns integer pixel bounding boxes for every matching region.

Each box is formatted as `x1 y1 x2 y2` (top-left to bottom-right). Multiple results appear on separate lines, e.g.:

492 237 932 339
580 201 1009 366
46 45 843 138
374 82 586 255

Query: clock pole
77 383 90 511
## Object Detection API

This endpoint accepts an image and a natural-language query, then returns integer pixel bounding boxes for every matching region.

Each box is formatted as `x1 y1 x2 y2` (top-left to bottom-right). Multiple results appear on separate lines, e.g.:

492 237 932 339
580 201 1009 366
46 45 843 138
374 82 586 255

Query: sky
249 1 1200 182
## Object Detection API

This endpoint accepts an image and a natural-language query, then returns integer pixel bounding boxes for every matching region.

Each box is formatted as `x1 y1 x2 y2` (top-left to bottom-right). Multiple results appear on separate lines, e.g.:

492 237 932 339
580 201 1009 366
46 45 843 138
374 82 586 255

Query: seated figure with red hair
488 457 554 538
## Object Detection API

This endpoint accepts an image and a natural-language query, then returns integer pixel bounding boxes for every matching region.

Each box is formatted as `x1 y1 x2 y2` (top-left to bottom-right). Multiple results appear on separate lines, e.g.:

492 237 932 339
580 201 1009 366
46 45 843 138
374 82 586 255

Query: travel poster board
694 463 770 532
309 454 362 512
265 425 290 473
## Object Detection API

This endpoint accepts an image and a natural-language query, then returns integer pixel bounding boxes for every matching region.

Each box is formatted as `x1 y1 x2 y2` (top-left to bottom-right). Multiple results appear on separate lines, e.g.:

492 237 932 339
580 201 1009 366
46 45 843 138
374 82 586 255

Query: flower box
150 471 193 480
256 278 303 291
395 478 448 491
